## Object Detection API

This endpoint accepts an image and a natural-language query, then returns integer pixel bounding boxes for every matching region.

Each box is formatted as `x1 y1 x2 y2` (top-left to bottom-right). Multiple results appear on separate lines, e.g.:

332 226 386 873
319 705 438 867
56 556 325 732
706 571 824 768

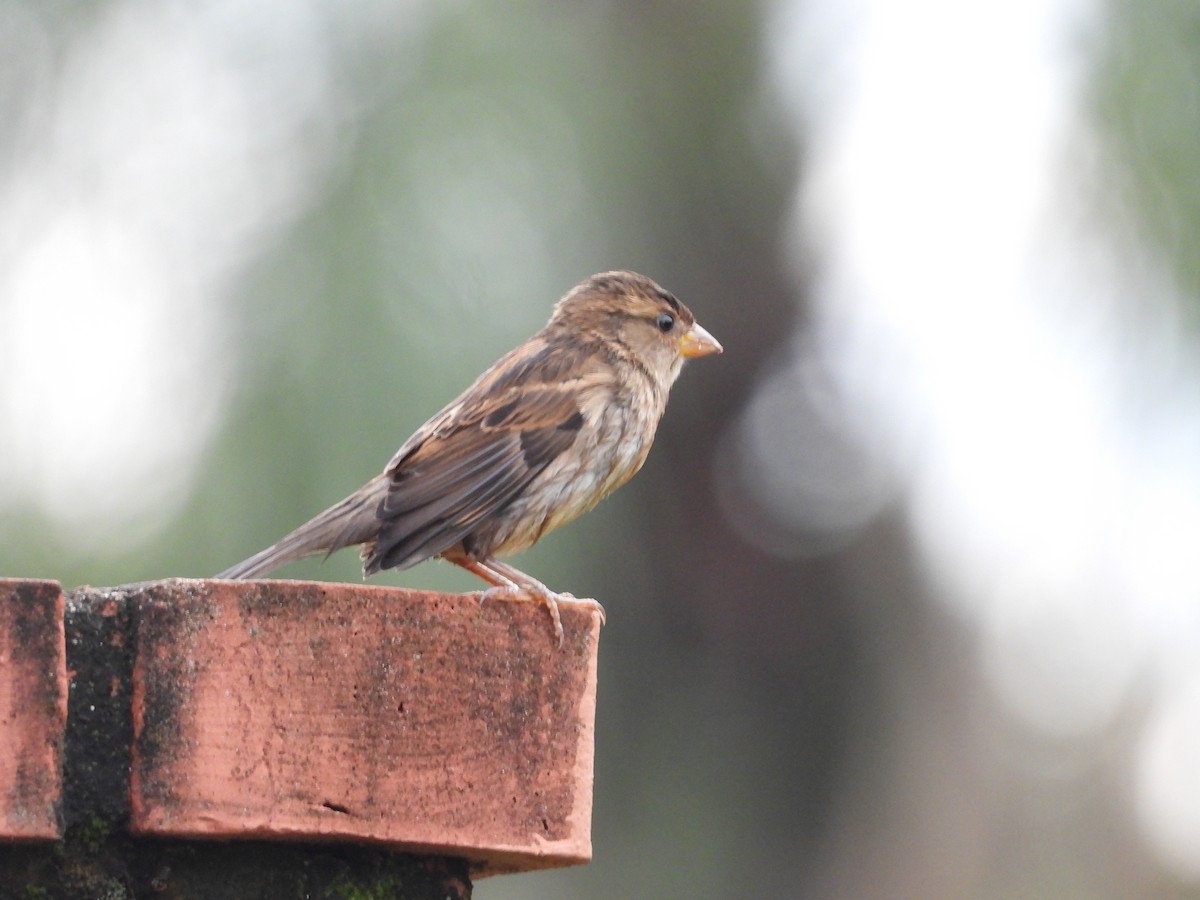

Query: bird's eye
655 312 675 333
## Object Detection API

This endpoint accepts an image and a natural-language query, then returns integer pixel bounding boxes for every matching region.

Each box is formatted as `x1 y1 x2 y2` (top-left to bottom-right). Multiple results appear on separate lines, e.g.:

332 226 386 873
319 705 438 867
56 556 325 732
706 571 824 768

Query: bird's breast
490 384 663 556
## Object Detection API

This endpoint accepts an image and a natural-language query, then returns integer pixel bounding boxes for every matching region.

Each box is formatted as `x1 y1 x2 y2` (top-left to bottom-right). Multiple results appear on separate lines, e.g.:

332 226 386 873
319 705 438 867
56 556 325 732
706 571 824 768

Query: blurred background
3 0 1199 896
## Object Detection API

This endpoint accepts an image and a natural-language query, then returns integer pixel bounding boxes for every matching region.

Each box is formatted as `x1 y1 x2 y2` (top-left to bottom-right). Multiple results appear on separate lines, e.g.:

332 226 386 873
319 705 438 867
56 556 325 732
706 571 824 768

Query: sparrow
218 271 722 644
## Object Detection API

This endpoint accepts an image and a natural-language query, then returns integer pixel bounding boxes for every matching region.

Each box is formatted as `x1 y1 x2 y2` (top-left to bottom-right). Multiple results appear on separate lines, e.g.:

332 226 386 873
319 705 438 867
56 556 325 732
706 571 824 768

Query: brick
126 578 598 876
0 579 66 840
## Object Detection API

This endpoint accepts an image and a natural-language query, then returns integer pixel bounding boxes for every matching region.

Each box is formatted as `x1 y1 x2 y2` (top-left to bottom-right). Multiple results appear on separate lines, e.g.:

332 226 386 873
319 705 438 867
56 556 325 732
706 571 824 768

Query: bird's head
550 271 722 388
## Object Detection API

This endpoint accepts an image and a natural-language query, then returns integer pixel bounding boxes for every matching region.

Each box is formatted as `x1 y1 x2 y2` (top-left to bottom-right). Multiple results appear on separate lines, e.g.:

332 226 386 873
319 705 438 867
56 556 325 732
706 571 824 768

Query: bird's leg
464 558 564 646
485 558 607 634
453 557 523 597
450 557 605 646
486 559 607 619
450 557 563 643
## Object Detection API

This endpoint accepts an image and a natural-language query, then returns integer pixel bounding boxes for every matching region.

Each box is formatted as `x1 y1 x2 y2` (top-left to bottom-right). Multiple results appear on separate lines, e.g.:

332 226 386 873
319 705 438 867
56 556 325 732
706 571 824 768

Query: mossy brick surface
0 579 67 840
125 579 599 877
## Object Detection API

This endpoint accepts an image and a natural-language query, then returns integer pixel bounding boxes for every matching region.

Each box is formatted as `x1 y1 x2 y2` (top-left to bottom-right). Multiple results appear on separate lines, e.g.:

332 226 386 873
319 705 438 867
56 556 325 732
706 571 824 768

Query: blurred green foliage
1094 0 1200 321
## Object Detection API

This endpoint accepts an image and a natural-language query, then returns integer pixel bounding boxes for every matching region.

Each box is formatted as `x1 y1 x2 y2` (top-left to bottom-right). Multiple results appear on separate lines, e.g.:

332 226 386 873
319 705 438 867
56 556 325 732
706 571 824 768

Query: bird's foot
476 584 565 646
475 586 605 647
457 556 604 647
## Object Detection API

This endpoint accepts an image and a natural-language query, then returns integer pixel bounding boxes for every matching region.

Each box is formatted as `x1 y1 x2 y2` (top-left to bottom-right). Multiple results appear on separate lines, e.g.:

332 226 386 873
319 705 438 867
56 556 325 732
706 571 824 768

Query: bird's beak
679 322 723 358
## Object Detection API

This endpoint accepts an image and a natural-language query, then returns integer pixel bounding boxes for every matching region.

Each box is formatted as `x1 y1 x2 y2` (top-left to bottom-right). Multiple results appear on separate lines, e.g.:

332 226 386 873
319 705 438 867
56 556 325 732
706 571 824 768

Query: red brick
128 578 599 876
0 579 66 840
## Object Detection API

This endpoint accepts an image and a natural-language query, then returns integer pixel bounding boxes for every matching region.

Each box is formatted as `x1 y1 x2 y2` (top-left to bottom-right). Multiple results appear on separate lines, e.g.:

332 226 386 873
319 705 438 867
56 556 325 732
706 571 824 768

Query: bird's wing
364 381 587 573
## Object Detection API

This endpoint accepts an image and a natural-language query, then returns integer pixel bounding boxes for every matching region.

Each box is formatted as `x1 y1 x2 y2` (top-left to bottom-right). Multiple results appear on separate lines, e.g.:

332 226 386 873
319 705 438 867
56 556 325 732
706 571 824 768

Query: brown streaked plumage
218 271 722 644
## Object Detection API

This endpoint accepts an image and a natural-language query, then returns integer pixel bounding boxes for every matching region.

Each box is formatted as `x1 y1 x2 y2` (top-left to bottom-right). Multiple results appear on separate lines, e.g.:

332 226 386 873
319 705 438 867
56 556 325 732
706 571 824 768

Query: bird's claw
547 591 606 625
473 586 605 647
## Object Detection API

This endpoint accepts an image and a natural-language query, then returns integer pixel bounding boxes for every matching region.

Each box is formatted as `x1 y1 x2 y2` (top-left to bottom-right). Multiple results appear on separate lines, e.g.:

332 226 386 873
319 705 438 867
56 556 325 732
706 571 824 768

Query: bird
218 271 722 644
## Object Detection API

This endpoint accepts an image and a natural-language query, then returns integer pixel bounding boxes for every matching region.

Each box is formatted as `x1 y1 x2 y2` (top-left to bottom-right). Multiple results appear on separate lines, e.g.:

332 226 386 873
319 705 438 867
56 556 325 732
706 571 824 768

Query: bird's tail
217 476 388 580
